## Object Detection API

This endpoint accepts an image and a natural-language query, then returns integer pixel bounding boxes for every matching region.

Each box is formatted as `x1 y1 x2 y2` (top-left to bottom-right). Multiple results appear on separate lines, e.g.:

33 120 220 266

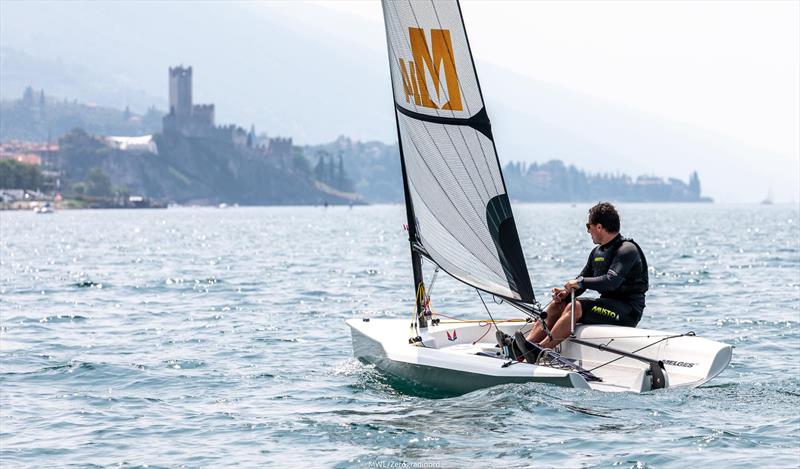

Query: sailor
515 202 649 359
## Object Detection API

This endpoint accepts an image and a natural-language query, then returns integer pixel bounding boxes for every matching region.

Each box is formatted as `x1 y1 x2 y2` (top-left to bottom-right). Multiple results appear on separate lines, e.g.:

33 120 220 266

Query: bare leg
540 301 582 349
526 300 564 343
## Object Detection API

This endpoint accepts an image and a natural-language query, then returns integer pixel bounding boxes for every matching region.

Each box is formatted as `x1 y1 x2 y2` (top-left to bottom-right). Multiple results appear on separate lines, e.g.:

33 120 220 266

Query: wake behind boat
347 0 731 394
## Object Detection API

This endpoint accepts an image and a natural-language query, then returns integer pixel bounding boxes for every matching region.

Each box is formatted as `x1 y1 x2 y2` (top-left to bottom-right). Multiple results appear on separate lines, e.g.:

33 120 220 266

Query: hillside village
1 66 711 209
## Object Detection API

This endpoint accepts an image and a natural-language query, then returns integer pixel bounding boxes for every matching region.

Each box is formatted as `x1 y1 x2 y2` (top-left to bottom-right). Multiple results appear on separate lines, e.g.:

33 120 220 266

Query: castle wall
267 137 292 158
192 104 215 127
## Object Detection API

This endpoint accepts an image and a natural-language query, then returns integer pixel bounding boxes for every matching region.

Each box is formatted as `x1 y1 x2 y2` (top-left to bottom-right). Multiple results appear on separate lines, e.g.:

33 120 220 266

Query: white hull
347 318 732 394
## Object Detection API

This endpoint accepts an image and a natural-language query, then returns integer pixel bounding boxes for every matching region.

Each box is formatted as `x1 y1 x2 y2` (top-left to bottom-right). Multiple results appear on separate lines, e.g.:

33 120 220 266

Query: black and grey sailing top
576 234 649 310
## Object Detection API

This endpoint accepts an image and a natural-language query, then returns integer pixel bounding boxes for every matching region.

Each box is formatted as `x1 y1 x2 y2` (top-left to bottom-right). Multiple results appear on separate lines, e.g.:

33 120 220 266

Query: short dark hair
588 202 620 233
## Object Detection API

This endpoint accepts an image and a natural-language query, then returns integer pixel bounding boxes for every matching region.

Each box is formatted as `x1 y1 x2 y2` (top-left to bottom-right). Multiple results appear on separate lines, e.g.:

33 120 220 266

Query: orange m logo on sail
398 27 463 111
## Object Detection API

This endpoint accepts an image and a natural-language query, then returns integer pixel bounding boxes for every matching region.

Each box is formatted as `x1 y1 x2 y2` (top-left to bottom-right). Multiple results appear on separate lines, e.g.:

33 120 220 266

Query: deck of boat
347 318 732 394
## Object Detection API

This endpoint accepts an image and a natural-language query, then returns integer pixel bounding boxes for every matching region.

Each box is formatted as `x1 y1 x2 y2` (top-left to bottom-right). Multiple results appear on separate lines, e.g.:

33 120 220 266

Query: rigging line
422 241 515 297
477 289 500 333
411 218 512 298
435 315 524 324
410 300 418 334
426 266 440 299
418 242 524 305
473 321 493 345
422 243 512 296
430 311 468 321
585 333 691 373
576 334 692 340
430 308 524 325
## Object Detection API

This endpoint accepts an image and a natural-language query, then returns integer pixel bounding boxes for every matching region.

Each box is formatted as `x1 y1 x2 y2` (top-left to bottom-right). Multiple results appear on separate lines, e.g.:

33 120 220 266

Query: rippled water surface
1 204 799 468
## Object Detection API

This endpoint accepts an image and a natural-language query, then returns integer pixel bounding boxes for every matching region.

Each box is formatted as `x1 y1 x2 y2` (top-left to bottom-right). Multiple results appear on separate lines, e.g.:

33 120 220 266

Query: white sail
381 0 534 303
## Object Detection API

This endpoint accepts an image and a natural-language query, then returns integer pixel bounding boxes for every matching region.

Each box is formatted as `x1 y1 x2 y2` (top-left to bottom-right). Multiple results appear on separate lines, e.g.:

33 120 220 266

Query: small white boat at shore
33 202 55 214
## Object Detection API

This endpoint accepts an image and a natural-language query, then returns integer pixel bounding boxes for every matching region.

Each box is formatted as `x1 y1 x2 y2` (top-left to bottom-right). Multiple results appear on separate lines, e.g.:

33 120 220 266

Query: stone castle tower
169 66 193 118
163 65 219 138
160 65 252 148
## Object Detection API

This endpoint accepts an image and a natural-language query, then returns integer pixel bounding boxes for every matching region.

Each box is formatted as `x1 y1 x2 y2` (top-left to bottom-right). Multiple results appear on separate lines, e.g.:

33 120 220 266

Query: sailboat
347 0 732 394
761 186 774 205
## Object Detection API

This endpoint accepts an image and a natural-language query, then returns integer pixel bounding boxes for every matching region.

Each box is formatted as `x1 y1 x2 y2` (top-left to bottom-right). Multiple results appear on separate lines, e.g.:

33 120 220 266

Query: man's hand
551 287 568 303
563 279 581 293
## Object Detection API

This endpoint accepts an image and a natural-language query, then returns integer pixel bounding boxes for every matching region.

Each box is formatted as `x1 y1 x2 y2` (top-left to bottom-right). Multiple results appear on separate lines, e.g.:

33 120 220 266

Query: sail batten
382 0 534 304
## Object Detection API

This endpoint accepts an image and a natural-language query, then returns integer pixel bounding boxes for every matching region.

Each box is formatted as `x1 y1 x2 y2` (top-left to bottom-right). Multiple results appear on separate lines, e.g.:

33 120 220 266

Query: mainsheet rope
586 332 696 372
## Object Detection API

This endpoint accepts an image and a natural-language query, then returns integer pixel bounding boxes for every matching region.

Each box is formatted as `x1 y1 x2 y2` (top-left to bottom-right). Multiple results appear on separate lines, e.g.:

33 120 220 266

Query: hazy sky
257 0 799 202
2 0 798 202
295 0 799 162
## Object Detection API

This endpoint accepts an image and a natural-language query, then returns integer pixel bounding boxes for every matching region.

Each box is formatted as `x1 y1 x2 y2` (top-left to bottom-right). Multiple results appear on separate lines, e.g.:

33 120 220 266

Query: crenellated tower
163 65 249 145
169 66 193 118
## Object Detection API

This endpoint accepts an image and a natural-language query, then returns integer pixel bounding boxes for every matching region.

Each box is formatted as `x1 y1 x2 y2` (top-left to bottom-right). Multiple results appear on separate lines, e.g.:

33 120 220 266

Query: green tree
85 167 112 197
71 182 86 196
0 160 43 189
314 153 328 182
292 148 310 174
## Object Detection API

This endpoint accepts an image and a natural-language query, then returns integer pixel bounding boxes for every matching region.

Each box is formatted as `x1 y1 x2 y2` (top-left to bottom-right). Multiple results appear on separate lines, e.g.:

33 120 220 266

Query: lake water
1 204 799 468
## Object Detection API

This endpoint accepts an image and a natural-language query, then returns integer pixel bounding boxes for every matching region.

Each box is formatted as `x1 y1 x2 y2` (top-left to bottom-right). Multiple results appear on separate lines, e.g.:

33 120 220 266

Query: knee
546 301 563 315
561 302 582 320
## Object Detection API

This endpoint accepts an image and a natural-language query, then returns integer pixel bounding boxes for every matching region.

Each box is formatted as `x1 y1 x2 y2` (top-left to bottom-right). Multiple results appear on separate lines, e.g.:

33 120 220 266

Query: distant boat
761 187 774 205
34 202 55 214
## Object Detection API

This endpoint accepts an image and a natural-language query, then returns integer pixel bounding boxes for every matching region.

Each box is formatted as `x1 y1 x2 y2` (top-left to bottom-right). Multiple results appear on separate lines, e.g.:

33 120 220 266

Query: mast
382 1 427 328
396 112 427 329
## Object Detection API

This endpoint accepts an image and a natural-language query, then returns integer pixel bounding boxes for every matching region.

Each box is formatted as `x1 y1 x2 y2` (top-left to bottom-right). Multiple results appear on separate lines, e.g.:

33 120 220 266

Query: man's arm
563 251 594 298
581 242 640 293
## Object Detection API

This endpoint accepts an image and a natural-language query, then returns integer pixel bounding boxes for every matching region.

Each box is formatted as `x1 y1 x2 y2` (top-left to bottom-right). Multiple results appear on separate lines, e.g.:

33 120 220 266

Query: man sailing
515 202 649 361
